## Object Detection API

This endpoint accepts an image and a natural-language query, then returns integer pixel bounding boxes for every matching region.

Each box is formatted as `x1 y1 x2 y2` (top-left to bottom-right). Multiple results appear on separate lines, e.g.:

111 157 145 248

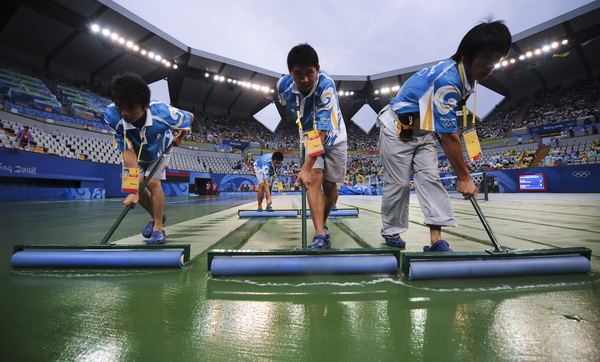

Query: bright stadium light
89 22 179 70
542 45 550 52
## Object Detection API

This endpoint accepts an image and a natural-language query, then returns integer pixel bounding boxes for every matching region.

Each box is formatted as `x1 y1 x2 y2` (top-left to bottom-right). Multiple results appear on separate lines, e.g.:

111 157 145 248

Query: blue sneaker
384 235 406 248
309 234 330 249
331 206 338 211
423 240 453 252
266 205 273 212
142 214 167 238
147 231 166 245
257 208 263 212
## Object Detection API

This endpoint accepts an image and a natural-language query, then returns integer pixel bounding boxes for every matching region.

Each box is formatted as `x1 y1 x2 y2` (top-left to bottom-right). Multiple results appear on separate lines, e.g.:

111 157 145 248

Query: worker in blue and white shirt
277 43 347 249
244 152 284 211
377 20 511 252
104 72 192 244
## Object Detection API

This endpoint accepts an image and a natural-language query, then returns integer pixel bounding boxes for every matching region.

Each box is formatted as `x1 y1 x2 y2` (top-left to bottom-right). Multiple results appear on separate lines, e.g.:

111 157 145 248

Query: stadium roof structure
1 0 599 125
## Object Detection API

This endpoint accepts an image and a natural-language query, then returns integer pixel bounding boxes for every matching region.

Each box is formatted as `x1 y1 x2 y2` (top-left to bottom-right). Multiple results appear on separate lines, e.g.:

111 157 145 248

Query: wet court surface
0 193 599 361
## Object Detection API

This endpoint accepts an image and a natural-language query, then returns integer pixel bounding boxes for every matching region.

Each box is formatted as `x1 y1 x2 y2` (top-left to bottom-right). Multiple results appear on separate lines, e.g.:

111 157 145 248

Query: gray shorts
139 154 170 180
312 142 347 183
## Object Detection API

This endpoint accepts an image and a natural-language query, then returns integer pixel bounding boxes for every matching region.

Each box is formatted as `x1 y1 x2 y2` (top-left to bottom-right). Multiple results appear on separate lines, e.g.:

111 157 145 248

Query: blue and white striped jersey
104 100 192 163
277 70 347 147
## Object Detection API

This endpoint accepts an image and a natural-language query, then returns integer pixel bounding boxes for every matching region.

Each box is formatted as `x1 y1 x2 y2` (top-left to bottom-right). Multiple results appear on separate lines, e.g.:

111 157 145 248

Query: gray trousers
379 122 456 237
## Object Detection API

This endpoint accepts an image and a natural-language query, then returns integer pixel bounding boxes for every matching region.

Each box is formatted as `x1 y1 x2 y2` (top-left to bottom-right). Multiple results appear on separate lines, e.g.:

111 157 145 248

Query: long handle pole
301 147 307 248
469 196 503 251
99 143 175 245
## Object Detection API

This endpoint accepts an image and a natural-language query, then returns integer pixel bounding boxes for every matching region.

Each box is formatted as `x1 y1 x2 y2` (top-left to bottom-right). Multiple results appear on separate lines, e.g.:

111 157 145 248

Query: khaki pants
379 121 456 238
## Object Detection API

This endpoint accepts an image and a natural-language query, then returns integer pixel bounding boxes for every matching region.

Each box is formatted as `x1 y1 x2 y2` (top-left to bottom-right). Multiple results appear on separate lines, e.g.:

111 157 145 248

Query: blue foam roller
210 255 398 276
11 250 185 269
238 211 298 218
405 255 591 280
306 210 359 217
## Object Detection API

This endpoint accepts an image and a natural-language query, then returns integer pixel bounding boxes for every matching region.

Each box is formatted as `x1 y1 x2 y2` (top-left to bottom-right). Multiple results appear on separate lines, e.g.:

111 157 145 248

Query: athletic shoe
423 240 452 252
142 214 167 238
266 205 273 212
147 231 166 245
257 208 263 212
309 234 330 249
331 206 338 211
384 235 406 248
324 225 330 239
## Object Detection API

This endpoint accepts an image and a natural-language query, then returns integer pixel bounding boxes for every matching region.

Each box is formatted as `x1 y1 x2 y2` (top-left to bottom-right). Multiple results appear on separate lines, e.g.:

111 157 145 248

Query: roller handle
469 196 503 252
100 143 175 245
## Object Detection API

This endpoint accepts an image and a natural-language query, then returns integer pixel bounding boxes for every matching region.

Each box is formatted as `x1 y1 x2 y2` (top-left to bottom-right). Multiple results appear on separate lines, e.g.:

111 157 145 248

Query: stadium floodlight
534 49 542 55
391 85 400 92
542 45 550 52
526 51 533 57
173 64 178 69
205 73 210 77
561 39 568 45
551 42 559 48
89 22 179 70
519 55 525 60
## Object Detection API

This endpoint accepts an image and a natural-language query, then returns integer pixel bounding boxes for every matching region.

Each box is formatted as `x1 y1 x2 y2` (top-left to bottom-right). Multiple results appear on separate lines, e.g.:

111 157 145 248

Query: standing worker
277 43 348 249
377 20 511 251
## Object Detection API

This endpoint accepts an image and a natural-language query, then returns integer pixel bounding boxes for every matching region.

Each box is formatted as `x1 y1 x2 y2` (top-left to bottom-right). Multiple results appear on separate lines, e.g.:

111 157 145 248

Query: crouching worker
104 72 193 244
244 152 284 211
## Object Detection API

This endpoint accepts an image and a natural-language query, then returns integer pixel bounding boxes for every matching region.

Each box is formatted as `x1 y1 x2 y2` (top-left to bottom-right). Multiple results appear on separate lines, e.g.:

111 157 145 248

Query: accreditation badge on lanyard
121 166 139 193
302 129 325 157
121 128 142 193
296 94 325 158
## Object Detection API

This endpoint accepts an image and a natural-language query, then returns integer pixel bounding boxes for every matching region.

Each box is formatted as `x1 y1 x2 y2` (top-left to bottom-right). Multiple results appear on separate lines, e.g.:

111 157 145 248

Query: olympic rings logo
572 171 591 178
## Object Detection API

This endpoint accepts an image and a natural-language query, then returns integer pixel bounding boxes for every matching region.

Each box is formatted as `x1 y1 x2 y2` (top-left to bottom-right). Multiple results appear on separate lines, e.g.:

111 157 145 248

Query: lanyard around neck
295 93 317 132
457 61 477 127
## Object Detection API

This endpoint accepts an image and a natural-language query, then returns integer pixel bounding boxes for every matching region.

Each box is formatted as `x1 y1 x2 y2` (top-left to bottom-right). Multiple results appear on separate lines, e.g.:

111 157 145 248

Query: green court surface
0 193 598 361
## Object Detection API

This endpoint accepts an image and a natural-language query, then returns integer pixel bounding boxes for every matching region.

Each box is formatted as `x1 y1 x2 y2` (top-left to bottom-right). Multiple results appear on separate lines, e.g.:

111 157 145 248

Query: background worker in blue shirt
377 20 511 252
104 72 193 244
277 44 347 249
244 152 284 211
